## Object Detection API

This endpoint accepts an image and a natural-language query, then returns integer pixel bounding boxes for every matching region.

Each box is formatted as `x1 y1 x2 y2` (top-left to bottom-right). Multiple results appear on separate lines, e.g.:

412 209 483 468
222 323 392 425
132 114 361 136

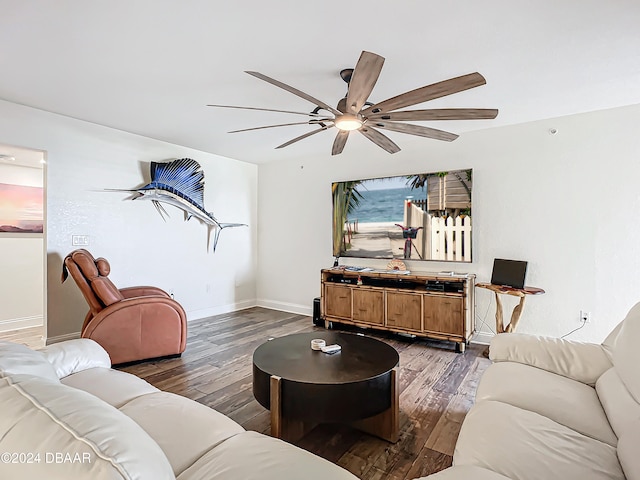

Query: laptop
490 259 528 289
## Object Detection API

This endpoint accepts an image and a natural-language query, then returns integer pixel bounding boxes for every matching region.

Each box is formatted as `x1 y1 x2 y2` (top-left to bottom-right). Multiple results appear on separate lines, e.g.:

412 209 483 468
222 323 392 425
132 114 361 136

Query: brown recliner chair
61 249 187 365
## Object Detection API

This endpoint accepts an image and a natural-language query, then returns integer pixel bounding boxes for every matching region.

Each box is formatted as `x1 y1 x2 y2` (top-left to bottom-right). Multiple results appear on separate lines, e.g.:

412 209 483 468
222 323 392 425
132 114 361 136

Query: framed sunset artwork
0 182 44 233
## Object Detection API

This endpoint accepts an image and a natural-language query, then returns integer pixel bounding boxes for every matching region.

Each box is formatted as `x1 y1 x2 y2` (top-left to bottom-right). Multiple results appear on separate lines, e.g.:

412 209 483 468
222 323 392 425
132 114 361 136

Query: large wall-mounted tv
332 169 472 262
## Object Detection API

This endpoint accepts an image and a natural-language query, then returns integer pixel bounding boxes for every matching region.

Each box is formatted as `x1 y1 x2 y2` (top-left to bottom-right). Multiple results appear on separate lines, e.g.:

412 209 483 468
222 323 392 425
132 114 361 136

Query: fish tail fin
208 222 248 252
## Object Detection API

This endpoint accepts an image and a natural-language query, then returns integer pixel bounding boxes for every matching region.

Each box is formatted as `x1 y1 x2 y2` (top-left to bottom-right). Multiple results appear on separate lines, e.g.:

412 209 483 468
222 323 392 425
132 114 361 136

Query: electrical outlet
580 310 591 323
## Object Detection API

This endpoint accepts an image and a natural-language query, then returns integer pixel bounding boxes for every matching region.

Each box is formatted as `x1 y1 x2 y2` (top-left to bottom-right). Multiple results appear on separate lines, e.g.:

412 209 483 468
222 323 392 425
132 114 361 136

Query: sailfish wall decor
114 158 246 251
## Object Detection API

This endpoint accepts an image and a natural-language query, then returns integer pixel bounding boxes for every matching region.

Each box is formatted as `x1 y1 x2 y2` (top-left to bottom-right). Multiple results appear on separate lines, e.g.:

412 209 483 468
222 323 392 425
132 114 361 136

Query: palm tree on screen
332 181 363 255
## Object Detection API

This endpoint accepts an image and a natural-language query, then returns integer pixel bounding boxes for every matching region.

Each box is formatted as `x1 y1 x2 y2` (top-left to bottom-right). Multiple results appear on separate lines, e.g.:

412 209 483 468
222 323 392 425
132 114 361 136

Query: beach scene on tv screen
332 170 472 262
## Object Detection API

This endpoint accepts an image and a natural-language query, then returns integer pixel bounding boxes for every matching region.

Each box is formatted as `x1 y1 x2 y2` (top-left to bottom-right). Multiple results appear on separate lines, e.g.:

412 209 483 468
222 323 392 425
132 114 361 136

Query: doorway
0 143 46 347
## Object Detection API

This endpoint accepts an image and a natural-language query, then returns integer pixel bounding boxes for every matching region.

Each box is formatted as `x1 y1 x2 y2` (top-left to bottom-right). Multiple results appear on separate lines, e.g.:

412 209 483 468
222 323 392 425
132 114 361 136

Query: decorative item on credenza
107 158 247 252
387 259 406 271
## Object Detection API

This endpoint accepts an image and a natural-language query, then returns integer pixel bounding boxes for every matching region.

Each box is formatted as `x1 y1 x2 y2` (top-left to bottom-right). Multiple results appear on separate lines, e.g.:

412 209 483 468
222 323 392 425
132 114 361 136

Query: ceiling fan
208 51 498 155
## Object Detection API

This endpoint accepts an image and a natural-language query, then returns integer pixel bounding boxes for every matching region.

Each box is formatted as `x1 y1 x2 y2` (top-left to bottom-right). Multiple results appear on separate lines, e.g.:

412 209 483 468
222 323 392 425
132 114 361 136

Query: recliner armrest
81 296 187 365
39 338 111 379
489 333 612 385
119 286 170 298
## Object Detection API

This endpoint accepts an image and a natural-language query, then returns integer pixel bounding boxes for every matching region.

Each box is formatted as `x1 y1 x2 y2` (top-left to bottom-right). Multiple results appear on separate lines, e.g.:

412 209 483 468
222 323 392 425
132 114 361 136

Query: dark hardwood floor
121 307 490 479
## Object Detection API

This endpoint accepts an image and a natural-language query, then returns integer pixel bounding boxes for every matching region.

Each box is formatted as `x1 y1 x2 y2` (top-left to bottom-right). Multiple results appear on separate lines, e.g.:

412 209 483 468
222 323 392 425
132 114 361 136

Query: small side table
476 283 545 333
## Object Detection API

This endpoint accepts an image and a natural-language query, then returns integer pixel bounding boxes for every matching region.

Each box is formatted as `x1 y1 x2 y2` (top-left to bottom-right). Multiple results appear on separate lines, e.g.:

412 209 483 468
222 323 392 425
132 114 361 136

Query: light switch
72 235 89 246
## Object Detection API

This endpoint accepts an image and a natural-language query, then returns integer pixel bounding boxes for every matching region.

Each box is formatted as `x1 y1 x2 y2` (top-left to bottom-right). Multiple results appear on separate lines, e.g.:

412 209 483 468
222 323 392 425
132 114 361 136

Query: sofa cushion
613 301 640 403
489 333 612 385
416 465 512 480
596 367 640 440
40 338 111 378
476 361 617 446
0 340 59 382
120 391 245 476
618 424 640 480
602 319 623 360
454 400 624 480
62 367 159 408
0 374 174 480
176 431 358 480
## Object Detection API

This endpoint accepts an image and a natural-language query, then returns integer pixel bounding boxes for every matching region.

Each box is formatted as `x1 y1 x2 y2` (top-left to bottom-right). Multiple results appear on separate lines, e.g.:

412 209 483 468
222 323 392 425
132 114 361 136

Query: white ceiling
1 1 639 165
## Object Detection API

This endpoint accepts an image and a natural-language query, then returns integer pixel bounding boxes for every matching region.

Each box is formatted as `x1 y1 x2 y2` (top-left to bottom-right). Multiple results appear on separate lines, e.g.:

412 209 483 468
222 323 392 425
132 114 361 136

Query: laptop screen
490 259 528 289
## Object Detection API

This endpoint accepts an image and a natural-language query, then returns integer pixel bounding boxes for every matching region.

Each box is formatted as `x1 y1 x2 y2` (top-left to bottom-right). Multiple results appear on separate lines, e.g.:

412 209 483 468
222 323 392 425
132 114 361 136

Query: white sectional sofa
421 302 640 480
0 338 358 480
4 301 639 480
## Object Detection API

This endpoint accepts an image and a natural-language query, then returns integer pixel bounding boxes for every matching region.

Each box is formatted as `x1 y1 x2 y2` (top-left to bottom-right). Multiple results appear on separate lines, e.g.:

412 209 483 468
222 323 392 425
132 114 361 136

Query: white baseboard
188 299 257 321
46 332 81 345
470 331 494 345
0 315 44 332
256 299 312 317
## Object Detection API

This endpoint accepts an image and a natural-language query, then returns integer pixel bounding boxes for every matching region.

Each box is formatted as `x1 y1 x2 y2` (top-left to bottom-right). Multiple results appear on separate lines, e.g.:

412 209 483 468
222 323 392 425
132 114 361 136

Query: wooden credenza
321 269 475 352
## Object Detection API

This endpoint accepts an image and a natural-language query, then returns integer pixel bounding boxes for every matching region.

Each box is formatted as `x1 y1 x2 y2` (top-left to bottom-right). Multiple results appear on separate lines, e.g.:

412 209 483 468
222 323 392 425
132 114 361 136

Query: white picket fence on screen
429 215 471 261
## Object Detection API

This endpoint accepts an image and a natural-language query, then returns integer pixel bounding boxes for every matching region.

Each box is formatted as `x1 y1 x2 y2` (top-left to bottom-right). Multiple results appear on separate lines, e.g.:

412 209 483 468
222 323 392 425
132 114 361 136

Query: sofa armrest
415 465 511 480
39 338 111 379
119 286 170 299
489 333 612 385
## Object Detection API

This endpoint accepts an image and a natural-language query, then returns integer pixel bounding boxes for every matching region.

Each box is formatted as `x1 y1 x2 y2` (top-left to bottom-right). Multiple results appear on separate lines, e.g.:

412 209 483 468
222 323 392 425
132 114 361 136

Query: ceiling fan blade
372 121 458 142
229 120 329 134
246 71 341 116
332 130 350 155
345 51 385 114
367 108 498 122
207 104 322 117
362 72 487 115
358 126 401 154
276 125 332 149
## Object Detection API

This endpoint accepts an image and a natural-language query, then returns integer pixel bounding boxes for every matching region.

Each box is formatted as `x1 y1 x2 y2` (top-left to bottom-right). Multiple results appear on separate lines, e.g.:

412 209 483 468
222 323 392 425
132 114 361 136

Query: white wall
257 103 640 343
2 97 639 344
0 162 44 331
0 99 258 340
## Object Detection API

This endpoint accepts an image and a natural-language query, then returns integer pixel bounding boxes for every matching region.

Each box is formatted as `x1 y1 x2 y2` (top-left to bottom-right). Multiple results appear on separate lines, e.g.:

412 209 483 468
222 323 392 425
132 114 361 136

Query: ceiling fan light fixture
213 52 497 155
334 114 362 131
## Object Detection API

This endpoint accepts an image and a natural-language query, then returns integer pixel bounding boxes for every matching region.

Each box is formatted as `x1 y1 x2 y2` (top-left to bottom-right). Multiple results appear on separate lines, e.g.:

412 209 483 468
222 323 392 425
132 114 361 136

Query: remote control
321 344 341 354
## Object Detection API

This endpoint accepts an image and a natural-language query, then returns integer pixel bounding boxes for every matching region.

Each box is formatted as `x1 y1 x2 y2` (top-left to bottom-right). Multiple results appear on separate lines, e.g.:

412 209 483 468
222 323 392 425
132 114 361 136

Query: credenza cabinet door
352 288 384 325
423 295 464 336
324 284 352 319
386 291 422 331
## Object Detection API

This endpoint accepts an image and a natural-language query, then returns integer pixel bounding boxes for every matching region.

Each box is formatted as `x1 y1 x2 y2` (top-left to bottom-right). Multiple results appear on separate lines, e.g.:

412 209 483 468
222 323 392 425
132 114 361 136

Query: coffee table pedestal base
270 375 316 442
269 369 399 443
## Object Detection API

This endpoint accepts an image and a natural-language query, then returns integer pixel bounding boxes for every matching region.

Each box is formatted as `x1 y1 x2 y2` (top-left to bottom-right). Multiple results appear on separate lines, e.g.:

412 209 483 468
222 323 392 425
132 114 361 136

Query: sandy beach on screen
344 221 406 259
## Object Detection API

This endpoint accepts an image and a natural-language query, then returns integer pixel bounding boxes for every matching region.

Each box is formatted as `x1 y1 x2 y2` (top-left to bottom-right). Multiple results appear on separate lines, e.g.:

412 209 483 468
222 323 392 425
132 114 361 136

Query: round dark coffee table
253 331 399 443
